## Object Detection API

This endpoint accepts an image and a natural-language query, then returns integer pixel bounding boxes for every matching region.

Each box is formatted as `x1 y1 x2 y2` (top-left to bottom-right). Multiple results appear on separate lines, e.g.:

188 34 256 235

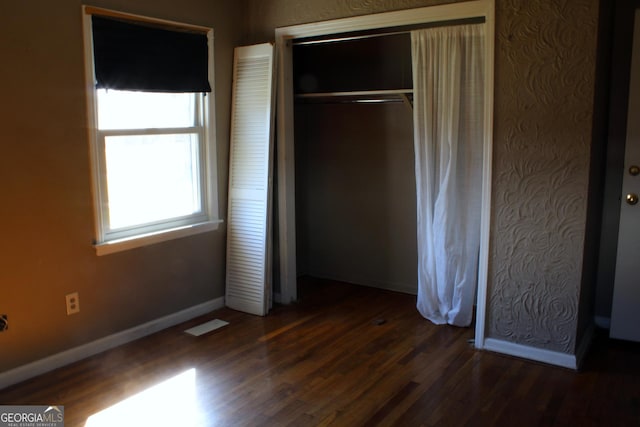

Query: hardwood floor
1 277 639 426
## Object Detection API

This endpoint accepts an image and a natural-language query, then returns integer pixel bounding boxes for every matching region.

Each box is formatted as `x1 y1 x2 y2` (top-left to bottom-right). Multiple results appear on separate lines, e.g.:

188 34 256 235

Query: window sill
94 220 223 256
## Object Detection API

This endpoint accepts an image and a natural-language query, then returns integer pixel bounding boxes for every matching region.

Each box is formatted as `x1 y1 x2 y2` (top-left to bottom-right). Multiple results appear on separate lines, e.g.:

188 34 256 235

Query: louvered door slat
225 43 275 316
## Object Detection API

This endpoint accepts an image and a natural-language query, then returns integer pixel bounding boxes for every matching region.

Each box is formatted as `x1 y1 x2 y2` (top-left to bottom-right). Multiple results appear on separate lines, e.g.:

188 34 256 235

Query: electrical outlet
66 292 80 315
0 315 7 331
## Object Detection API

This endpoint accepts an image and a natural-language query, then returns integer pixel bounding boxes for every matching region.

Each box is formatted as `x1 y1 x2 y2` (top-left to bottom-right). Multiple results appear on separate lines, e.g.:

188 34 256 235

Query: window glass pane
104 133 201 229
97 90 196 130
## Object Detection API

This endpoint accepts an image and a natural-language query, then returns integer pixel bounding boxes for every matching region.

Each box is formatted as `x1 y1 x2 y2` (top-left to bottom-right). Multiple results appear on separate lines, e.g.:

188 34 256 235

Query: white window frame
82 6 221 256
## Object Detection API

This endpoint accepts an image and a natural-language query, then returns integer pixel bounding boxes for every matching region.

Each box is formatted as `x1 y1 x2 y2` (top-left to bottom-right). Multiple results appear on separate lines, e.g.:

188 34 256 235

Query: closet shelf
295 89 413 105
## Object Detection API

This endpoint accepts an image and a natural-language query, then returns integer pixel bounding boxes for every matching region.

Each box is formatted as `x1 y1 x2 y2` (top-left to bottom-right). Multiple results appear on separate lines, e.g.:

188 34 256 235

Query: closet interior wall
293 34 418 294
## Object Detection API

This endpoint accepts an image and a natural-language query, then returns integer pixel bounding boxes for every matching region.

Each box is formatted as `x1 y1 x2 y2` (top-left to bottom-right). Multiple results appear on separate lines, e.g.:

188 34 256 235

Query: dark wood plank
1 277 639 426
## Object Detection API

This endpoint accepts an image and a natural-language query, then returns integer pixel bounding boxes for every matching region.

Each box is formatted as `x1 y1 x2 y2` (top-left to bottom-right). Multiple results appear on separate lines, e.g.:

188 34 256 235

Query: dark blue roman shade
91 15 211 93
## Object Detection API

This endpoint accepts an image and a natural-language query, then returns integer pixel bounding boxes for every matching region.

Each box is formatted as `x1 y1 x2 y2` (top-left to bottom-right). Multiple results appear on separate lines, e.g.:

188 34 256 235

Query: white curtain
411 24 485 327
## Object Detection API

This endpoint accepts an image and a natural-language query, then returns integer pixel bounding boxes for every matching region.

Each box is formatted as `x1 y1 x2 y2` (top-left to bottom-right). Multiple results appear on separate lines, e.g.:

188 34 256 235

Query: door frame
610 8 640 341
596 0 640 329
274 0 495 348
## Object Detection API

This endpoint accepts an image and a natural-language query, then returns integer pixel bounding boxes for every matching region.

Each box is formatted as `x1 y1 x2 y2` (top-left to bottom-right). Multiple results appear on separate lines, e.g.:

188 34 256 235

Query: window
82 7 220 255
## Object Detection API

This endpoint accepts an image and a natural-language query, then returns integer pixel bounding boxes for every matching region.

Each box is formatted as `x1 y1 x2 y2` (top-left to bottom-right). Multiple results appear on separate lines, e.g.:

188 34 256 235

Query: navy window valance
91 15 211 93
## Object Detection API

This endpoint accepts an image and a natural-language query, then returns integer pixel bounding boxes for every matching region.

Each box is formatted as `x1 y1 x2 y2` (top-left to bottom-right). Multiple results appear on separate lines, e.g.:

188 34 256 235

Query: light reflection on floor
85 368 206 427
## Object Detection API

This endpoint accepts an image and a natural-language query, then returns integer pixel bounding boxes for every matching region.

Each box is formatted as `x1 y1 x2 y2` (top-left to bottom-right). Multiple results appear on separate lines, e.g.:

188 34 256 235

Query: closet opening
293 32 418 296
275 0 494 346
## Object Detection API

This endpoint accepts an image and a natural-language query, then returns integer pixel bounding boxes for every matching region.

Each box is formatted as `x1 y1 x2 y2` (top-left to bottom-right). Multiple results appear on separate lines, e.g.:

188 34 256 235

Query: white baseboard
0 297 225 390
482 338 578 370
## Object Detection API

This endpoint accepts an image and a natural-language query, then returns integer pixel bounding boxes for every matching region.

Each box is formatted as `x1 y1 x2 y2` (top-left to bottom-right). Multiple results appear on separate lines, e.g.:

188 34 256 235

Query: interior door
225 43 276 316
610 9 640 342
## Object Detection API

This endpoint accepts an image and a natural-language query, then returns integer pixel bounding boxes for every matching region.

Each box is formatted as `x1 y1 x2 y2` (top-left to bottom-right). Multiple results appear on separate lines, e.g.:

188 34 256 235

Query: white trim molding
0 297 224 390
94 220 223 256
478 321 595 371
483 338 579 370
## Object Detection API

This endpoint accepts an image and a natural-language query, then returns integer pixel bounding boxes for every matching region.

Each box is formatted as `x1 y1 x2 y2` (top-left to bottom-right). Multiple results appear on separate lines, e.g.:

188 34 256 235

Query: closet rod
295 89 414 106
296 89 413 98
292 16 485 46
297 98 406 105
293 30 407 46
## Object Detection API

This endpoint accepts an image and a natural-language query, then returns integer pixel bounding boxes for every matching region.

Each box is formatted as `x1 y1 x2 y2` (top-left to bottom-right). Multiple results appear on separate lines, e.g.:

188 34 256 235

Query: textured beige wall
0 0 245 372
248 0 600 354
489 1 598 353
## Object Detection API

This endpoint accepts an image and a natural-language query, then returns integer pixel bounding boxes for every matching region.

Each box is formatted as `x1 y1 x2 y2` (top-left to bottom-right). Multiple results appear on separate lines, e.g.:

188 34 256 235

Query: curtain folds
411 24 485 327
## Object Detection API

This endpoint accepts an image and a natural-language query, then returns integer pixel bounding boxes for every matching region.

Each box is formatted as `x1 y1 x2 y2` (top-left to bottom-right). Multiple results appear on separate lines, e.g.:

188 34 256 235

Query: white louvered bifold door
225 43 275 316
